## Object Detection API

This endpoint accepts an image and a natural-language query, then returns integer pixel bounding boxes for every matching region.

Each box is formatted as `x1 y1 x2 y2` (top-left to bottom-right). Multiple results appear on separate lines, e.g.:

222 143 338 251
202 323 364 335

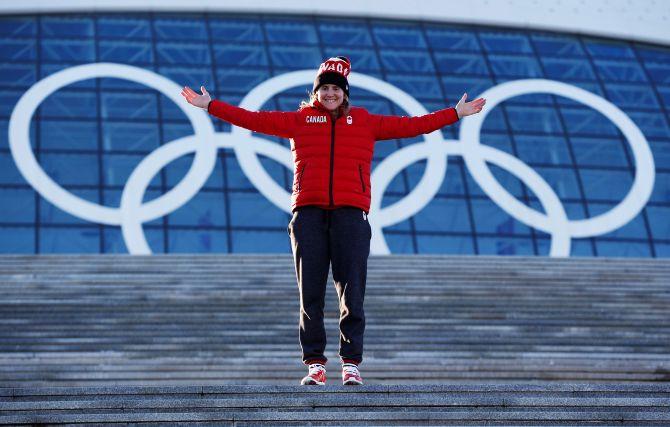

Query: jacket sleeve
207 99 299 139
369 107 459 141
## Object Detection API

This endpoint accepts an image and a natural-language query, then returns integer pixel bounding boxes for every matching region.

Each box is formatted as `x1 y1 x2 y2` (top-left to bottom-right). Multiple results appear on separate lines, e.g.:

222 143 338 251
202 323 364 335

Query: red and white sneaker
300 363 326 385
342 363 363 385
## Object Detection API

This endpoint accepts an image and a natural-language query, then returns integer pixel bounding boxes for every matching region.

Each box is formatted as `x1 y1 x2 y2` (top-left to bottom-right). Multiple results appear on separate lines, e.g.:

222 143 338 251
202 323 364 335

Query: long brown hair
299 91 351 118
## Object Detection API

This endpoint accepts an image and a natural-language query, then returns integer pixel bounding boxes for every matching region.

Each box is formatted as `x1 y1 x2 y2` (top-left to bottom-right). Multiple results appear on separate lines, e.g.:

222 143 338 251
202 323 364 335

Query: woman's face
317 84 344 111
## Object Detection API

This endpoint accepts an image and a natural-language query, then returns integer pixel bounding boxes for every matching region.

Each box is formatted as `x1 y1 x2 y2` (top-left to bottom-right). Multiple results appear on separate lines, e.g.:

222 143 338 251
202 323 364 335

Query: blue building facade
0 13 669 256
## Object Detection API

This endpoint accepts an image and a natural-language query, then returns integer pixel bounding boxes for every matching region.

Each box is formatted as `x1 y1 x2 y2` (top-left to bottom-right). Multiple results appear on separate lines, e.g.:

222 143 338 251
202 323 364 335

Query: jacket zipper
328 118 336 206
297 163 306 191
358 164 366 193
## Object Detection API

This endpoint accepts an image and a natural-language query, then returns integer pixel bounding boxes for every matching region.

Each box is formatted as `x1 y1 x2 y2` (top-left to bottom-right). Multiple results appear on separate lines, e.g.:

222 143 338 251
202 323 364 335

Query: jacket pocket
358 164 366 193
297 163 307 191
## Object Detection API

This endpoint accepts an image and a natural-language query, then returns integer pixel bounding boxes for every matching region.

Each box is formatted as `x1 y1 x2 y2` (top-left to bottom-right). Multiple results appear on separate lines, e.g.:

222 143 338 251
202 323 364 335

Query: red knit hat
313 56 351 96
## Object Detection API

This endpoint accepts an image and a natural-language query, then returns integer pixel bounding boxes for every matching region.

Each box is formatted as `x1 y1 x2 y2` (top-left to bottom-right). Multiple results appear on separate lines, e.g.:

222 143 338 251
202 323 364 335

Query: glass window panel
560 107 620 137
531 34 584 57
379 195 412 232
536 237 594 256
636 45 670 62
101 121 160 152
103 226 164 253
441 76 494 102
268 45 322 69
101 92 157 120
515 135 572 165
103 153 162 188
156 42 210 65
41 17 94 38
103 189 163 226
0 39 36 61
0 188 35 223
437 159 467 196
39 226 100 253
379 163 407 197
530 200 587 220
41 120 98 150
489 55 542 78
0 63 37 88
627 111 670 139
40 188 98 225
594 59 647 82
595 240 651 257
166 191 226 227
385 74 441 99
656 86 670 110
163 122 196 143
533 166 582 200
168 228 228 253
0 149 31 185
213 43 268 66
265 20 318 44
654 243 670 258
581 168 633 201
570 136 629 167
480 108 508 132
318 20 373 47
384 232 416 254
40 64 95 89
480 31 532 54
413 197 472 233
585 39 635 59
0 89 24 118
416 234 474 254
158 66 214 89
97 17 151 39
604 83 659 109
644 60 670 84
470 198 531 235
154 18 207 40
649 171 670 203
647 206 670 240
41 153 99 186
648 140 670 168
477 236 535 255
425 27 479 51
41 39 95 62
588 202 649 239
372 23 426 48
433 52 488 75
506 106 562 133
209 18 263 42
379 50 434 73
323 47 379 71
541 58 596 80
40 90 97 119
231 229 291 253
99 40 153 64
217 68 271 93
164 154 224 191
0 227 35 253
0 17 36 37
228 191 289 227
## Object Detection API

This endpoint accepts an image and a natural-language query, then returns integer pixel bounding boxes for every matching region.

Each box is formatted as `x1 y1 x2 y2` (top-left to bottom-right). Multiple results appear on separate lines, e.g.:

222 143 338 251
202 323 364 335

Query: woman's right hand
181 85 211 109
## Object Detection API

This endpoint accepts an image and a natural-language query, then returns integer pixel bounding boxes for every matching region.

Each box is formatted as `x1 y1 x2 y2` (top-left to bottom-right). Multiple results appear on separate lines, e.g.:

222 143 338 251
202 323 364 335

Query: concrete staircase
0 254 669 425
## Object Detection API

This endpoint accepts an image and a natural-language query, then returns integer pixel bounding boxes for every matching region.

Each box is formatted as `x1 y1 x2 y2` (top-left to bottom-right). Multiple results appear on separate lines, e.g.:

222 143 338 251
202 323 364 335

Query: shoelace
308 363 326 375
342 363 360 377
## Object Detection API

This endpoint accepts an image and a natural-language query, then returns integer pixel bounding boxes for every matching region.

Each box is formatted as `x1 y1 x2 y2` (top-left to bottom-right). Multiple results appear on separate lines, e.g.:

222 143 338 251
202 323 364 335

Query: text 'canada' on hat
313 56 351 96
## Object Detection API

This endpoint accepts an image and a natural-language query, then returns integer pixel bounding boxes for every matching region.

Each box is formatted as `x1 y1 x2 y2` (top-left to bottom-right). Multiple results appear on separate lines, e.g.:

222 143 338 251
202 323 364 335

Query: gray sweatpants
287 206 371 365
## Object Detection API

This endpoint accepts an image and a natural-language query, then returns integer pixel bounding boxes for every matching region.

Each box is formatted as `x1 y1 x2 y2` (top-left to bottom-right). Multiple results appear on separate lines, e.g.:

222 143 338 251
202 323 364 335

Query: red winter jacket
207 100 459 213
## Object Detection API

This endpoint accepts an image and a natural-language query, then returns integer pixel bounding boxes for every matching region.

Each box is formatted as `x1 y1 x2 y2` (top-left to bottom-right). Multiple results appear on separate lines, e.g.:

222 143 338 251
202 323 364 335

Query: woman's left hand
455 93 486 118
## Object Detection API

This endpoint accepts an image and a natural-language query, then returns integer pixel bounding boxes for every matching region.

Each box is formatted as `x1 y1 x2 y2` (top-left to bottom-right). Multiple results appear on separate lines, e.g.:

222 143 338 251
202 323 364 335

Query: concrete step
1 384 669 426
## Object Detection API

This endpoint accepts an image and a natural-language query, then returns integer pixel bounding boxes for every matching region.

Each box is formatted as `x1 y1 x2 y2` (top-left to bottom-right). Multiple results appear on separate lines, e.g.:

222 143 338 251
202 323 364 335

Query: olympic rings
8 63 655 256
